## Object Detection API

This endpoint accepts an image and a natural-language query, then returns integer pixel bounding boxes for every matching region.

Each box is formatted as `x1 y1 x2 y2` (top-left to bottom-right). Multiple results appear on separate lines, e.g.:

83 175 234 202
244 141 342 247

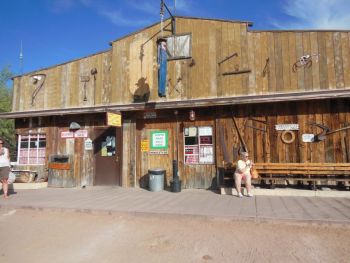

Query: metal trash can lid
148 168 165 175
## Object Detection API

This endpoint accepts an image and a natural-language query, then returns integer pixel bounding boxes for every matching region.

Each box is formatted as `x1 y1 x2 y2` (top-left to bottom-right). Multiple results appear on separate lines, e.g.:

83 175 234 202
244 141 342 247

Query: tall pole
160 0 164 37
19 40 23 74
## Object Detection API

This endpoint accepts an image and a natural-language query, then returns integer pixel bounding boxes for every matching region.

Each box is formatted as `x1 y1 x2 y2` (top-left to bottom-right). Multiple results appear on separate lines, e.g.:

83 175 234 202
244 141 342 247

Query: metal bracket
80 76 90 101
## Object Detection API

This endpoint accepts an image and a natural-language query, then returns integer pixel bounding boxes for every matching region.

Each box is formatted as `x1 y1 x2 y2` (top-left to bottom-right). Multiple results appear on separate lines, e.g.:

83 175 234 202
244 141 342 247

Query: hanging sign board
199 146 214 164
61 130 88 138
150 130 168 154
61 131 74 138
302 134 315 143
106 112 122 127
84 138 93 150
144 112 157 119
141 140 149 152
198 126 212 136
275 124 299 131
74 130 88 138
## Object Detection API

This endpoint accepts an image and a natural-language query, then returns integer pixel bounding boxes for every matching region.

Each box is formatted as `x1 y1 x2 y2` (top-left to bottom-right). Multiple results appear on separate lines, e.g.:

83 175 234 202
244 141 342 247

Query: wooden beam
1 88 350 119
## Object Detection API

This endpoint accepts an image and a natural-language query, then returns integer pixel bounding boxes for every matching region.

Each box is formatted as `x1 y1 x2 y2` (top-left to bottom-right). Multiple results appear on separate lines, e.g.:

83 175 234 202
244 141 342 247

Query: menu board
199 146 214 164
184 126 214 165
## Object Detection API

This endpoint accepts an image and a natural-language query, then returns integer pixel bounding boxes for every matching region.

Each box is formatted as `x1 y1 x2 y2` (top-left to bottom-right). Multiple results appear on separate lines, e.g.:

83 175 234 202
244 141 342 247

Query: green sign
150 130 168 149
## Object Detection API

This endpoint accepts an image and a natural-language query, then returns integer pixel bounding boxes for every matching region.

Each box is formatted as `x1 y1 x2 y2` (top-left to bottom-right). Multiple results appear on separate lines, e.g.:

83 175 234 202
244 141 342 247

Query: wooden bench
219 162 350 190
255 163 350 189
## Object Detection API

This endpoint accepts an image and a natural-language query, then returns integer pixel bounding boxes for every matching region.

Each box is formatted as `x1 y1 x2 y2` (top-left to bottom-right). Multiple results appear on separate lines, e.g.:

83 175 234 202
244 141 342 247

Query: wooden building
1 16 350 189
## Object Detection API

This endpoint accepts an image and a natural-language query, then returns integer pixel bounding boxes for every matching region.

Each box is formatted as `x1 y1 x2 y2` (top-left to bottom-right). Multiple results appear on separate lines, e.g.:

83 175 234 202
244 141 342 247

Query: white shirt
235 159 252 175
0 147 10 167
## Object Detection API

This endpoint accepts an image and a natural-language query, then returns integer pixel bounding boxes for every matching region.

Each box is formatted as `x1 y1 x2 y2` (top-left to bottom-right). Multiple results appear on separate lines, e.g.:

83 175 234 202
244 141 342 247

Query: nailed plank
274 33 283 92
317 32 329 90
208 25 217 97
313 100 326 163
297 101 308 163
295 33 305 91
288 33 298 91
302 32 313 91
247 32 256 94
333 32 345 89
310 32 320 91
260 32 269 94
240 23 249 94
323 100 335 162
281 32 291 92
325 32 336 89
254 33 263 94
267 32 276 93
340 33 350 88
216 27 223 97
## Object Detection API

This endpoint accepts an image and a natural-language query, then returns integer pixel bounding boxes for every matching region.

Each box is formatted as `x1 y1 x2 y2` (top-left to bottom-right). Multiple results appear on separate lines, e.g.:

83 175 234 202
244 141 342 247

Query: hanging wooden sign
275 124 299 131
74 130 88 138
144 111 157 119
61 131 74 138
106 111 122 127
141 140 149 152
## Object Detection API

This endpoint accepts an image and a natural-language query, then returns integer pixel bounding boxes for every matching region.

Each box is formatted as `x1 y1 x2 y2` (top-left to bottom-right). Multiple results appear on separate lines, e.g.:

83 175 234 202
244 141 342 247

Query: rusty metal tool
309 122 350 142
231 111 248 153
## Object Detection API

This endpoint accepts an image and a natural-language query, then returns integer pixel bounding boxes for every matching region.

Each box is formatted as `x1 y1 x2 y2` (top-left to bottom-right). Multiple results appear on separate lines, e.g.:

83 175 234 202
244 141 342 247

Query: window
166 34 191 59
18 134 46 165
184 126 214 165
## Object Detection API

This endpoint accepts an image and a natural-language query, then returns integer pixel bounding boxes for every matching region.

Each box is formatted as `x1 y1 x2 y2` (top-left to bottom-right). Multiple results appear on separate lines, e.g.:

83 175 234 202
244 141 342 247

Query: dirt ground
0 208 349 263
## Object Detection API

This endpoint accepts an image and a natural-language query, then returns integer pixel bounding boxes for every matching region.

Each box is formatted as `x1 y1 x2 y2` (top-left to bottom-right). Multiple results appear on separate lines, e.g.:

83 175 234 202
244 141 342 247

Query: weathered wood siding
12 51 112 112
12 18 350 113
133 111 216 189
216 99 350 166
14 114 105 186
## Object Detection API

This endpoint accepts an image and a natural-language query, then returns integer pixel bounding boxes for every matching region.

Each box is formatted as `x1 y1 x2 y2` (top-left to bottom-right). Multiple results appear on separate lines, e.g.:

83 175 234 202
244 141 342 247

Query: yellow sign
106 112 122 127
141 140 149 152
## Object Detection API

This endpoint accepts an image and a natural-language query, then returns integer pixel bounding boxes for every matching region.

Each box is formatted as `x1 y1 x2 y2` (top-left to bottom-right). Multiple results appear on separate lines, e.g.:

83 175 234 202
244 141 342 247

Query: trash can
148 168 165 192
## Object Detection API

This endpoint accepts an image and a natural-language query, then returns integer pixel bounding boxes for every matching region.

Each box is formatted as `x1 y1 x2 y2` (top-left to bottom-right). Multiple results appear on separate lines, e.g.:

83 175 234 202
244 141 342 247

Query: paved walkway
1 187 350 224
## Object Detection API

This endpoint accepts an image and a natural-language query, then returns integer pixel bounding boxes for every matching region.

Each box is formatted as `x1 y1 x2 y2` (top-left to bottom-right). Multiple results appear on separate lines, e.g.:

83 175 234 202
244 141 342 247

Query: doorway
94 127 121 185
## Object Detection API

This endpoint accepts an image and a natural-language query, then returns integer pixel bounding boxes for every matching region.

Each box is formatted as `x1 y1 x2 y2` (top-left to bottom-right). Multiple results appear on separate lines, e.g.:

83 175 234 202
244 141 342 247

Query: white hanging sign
84 138 93 150
198 126 212 136
275 124 299 131
302 134 315 143
74 130 88 138
61 131 74 138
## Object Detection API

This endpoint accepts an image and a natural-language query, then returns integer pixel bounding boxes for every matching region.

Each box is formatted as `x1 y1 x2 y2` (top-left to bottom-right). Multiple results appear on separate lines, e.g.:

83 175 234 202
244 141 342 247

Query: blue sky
1 0 350 78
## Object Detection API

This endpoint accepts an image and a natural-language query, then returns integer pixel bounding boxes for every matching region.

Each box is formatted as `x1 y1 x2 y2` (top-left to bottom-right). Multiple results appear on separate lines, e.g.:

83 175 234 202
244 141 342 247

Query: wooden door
94 127 122 185
138 123 174 189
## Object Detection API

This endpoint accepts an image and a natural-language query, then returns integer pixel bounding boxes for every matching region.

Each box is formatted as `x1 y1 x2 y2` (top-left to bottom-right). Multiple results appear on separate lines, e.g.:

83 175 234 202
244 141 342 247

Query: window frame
183 126 214 165
17 134 46 165
165 33 192 60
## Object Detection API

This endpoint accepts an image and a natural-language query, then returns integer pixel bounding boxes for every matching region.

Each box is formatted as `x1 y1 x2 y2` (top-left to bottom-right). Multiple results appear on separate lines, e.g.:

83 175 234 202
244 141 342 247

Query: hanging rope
160 0 164 37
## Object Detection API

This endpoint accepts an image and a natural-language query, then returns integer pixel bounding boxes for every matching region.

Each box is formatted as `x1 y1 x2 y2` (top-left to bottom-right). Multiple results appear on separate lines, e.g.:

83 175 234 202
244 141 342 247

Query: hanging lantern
189 110 195 121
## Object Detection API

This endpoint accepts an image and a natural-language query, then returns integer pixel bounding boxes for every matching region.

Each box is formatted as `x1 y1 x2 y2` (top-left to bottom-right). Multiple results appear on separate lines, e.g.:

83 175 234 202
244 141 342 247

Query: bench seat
219 162 350 189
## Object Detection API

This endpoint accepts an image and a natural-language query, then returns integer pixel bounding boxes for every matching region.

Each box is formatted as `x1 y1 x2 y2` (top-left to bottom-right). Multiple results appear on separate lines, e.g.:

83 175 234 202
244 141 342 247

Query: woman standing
0 138 11 199
234 152 254 198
